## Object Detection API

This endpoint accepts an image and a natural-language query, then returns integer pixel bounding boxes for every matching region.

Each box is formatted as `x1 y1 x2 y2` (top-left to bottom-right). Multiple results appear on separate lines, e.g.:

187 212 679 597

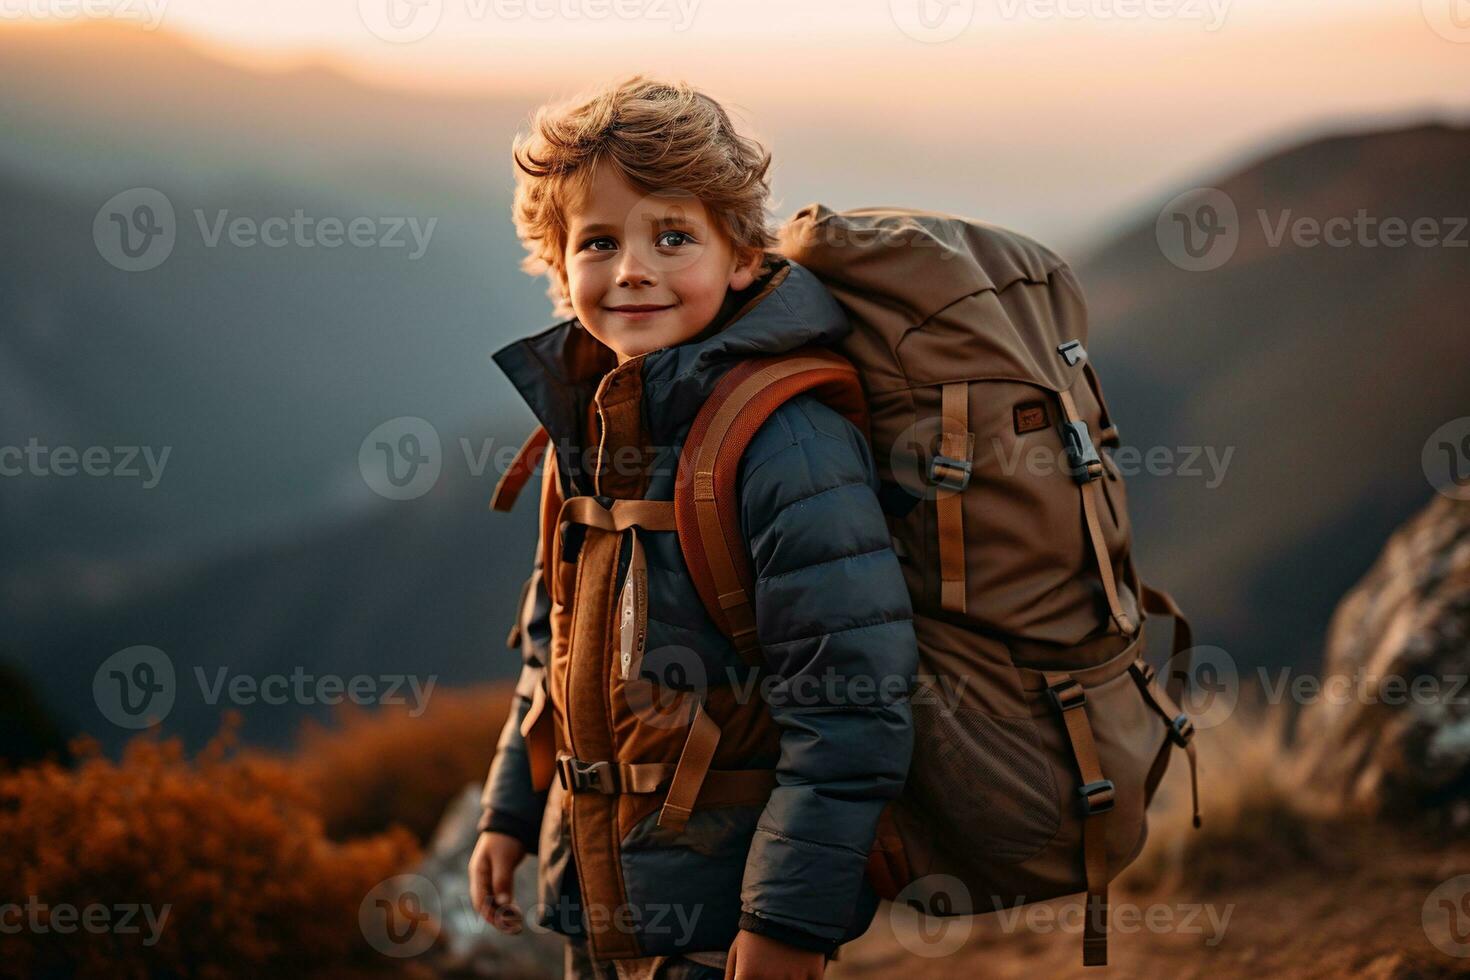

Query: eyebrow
574 213 705 237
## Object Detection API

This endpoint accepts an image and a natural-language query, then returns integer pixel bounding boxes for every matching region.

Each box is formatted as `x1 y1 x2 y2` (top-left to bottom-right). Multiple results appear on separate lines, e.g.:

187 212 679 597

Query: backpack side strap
1042 670 1114 967
1058 385 1136 636
935 381 973 614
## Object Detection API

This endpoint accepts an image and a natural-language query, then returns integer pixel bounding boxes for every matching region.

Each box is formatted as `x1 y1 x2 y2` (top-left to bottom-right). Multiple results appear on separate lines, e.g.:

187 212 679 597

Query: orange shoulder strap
673 348 868 667
489 425 551 512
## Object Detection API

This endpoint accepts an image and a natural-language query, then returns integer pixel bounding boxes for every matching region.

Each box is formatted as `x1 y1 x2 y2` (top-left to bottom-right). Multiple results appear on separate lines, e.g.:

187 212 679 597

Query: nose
615 248 658 289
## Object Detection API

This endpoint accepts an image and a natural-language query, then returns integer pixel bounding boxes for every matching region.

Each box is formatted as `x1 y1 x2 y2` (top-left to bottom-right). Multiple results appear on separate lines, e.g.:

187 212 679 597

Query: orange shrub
0 713 421 979
289 682 514 842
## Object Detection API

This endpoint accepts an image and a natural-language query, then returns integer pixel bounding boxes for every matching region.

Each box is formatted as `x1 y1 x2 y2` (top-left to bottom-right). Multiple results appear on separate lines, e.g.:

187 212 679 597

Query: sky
4 0 1467 247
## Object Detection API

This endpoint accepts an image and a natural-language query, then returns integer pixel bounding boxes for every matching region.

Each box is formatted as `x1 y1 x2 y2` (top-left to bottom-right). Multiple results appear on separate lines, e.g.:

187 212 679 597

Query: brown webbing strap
1058 387 1135 636
658 700 721 833
538 442 566 607
555 753 776 803
683 352 865 665
1130 660 1202 829
1043 671 1113 967
490 425 550 511
1138 582 1194 707
1082 362 1120 446
936 382 971 614
559 496 677 533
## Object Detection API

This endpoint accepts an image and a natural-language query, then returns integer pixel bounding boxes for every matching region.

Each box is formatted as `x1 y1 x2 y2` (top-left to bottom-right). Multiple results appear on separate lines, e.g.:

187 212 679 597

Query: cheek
672 267 727 315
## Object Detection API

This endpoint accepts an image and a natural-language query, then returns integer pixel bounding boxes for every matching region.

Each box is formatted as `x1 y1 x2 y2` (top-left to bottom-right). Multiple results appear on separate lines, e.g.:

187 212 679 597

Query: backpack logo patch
1014 401 1050 434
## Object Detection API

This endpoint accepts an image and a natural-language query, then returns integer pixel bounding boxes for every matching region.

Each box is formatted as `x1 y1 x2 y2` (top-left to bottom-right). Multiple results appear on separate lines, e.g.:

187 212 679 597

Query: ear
727 246 765 292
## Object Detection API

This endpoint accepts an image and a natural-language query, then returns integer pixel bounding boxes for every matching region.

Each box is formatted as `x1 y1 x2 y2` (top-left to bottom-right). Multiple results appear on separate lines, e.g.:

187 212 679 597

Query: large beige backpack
676 205 1202 967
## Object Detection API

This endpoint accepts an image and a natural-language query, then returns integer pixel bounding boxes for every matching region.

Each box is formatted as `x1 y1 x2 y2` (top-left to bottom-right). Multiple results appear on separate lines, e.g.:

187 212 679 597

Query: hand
724 927 827 980
468 831 527 934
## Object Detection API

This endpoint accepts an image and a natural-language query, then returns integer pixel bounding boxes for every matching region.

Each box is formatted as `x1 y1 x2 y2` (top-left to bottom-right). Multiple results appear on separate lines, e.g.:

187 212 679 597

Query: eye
581 236 617 252
656 230 693 248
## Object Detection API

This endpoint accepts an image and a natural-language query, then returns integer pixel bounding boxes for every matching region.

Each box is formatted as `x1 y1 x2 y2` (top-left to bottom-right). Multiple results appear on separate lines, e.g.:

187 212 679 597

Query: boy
470 76 918 980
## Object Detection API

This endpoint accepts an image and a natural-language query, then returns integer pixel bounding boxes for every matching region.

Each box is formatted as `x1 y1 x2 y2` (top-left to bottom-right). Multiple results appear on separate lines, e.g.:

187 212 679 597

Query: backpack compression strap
674 348 869 666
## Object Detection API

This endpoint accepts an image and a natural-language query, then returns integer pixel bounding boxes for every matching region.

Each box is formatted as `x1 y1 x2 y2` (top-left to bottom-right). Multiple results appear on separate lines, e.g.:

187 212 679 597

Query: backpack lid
779 204 1087 393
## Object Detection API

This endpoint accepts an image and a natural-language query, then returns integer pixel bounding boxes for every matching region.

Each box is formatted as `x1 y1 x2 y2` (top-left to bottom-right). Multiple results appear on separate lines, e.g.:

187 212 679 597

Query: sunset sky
4 0 1467 247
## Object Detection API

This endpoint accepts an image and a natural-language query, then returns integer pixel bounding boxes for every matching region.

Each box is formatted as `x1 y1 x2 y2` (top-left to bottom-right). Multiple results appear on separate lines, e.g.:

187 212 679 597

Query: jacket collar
492 256 850 490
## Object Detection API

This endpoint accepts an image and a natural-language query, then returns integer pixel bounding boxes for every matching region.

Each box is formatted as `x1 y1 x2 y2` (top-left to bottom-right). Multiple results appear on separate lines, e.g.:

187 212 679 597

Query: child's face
562 161 762 365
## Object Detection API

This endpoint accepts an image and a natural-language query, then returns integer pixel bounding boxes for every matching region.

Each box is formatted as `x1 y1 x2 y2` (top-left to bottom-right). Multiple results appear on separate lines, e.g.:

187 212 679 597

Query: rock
1296 495 1470 825
414 784 563 979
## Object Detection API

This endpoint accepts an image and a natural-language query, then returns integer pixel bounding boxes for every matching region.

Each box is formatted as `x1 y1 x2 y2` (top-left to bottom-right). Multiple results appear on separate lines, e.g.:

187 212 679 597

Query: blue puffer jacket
480 256 918 959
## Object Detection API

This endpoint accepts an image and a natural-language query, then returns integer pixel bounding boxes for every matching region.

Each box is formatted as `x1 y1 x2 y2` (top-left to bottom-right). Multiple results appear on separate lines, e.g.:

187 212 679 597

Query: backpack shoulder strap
489 424 551 512
674 347 868 667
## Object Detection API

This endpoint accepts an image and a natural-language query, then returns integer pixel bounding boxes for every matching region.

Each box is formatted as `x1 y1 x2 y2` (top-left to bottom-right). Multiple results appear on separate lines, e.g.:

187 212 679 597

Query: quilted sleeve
734 394 919 952
477 558 552 853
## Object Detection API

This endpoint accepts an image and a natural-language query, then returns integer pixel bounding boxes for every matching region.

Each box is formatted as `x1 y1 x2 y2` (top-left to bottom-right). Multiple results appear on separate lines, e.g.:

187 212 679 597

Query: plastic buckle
1078 779 1116 816
928 453 972 491
1057 340 1088 366
1168 713 1196 747
559 758 616 793
1047 678 1086 713
1060 420 1103 483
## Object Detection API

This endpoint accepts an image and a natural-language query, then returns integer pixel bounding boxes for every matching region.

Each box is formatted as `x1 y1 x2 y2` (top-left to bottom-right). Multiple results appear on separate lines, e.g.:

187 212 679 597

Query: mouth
605 304 674 317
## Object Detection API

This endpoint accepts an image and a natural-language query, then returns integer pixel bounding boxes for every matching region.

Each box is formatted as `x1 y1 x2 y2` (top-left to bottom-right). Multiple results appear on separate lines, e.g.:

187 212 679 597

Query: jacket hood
491 256 850 463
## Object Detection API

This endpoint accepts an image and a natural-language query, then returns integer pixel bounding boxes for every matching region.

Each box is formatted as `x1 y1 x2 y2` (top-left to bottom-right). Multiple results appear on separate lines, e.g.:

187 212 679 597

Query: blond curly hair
510 75 776 318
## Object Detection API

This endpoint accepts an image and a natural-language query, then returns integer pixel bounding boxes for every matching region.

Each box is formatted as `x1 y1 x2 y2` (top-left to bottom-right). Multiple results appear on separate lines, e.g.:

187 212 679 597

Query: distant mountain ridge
1077 120 1470 671
3 21 1464 752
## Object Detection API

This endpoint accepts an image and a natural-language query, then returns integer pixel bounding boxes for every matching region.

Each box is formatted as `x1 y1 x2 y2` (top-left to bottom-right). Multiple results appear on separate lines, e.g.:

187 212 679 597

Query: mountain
3 21 1465 753
1076 120 1470 673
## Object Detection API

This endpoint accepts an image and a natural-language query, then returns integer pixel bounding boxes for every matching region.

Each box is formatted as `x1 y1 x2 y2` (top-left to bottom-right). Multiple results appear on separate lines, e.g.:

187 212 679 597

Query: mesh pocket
908 689 1061 866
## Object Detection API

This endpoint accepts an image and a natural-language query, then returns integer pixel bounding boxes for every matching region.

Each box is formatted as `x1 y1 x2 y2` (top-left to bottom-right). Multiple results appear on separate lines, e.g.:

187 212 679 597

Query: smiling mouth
605 304 674 314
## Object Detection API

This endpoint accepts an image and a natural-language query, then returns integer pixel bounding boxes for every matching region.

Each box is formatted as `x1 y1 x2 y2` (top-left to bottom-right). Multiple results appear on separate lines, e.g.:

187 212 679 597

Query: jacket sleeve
477 557 553 853
734 395 919 953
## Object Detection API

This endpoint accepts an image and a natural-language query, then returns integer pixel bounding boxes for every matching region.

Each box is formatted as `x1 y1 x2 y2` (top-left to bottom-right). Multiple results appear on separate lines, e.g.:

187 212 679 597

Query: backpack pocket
1014 631 1169 894
907 689 1061 867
